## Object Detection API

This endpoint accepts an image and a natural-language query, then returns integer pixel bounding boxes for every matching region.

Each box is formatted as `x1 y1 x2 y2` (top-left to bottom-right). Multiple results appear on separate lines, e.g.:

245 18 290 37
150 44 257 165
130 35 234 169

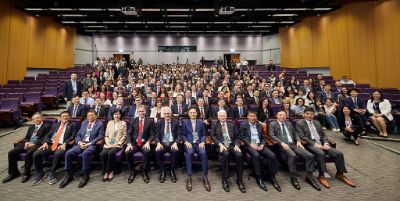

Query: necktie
281 123 289 144
33 126 39 136
222 123 230 146
73 106 78 117
327 92 331 98
354 98 358 109
84 98 88 104
51 123 65 151
205 97 208 105
200 107 204 118
88 123 92 129
137 119 143 147
239 107 243 117
96 106 100 116
308 121 321 144
178 105 182 114
165 121 171 142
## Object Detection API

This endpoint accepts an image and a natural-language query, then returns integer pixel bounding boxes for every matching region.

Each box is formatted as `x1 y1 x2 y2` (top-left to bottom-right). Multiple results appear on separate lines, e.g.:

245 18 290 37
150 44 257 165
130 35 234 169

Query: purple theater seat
7 93 24 102
7 80 20 84
24 76 35 80
270 104 282 115
21 92 43 113
0 88 12 93
133 151 144 161
42 87 59 108
0 93 6 99
43 118 58 126
0 98 21 125
115 149 124 162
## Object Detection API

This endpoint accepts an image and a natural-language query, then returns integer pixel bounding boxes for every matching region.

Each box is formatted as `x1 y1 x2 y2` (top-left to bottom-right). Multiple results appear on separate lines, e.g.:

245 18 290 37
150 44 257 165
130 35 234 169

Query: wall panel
0 0 11 84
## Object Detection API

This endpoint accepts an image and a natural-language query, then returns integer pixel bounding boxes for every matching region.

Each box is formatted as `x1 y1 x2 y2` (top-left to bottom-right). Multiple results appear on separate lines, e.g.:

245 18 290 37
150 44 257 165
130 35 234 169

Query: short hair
188 107 197 112
275 110 287 116
217 110 227 116
350 88 359 93
295 97 304 105
32 112 43 118
112 109 122 116
247 110 257 116
87 110 97 115
304 107 315 113
60 111 70 116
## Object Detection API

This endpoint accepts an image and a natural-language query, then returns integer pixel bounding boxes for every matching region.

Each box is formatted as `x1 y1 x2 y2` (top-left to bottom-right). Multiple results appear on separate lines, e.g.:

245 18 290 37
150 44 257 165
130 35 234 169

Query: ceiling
15 0 368 35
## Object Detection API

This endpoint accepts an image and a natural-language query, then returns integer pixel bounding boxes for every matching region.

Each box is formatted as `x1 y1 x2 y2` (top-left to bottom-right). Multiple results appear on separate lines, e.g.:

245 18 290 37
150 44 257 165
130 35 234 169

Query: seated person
171 94 188 118
100 109 127 182
345 88 367 133
296 108 355 189
211 99 231 118
2 113 51 184
145 92 158 108
269 90 283 105
149 98 165 122
339 106 363 145
340 76 356 87
269 111 320 191
319 85 337 104
67 95 85 118
240 110 280 192
91 97 108 118
127 97 147 118
184 90 196 108
232 97 248 119
108 97 129 119
80 91 95 106
367 90 393 138
60 110 105 188
155 107 181 183
323 98 340 132
290 98 306 117
195 97 211 125
211 110 245 193
125 105 154 184
181 107 210 192
32 111 78 185
256 98 274 123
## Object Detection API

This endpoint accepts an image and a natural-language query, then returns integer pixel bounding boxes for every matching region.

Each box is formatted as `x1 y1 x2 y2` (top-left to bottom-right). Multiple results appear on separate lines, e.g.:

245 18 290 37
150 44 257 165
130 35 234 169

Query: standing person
63 73 82 107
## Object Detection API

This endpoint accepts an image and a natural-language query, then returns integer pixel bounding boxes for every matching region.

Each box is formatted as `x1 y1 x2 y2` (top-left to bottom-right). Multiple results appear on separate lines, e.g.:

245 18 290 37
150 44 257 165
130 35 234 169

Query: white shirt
279 121 293 143
53 122 68 144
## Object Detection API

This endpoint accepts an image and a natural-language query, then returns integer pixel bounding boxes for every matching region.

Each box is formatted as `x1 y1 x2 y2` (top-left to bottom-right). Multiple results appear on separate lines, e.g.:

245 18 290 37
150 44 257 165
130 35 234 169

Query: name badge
137 132 144 142
163 133 171 143
84 131 91 142
251 135 259 144
109 138 116 145
30 136 38 144
193 132 199 143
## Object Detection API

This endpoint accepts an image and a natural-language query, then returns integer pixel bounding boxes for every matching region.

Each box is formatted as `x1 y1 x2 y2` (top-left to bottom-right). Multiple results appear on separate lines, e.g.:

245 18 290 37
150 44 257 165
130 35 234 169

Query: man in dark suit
59 110 105 188
333 81 342 93
211 99 231 118
67 96 85 118
109 97 129 119
314 79 326 92
145 92 158 108
184 90 196 108
63 73 82 107
269 111 320 191
260 83 272 99
155 107 181 183
91 97 109 118
195 97 211 126
32 111 78 185
2 113 51 184
182 107 210 192
319 85 337 103
163 91 175 106
240 110 279 191
244 86 254 99
125 105 154 184
171 94 188 118
232 97 248 119
345 88 368 132
269 90 283 105
127 97 146 118
296 108 355 188
211 110 245 193
300 79 314 95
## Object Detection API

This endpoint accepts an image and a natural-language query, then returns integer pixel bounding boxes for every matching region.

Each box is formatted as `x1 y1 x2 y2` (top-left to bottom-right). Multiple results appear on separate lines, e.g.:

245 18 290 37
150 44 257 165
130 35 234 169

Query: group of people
3 59 394 192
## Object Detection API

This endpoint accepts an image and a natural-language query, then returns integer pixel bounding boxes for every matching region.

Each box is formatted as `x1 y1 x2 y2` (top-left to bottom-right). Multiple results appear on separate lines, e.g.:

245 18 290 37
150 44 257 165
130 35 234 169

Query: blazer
145 98 158 108
231 106 248 119
338 114 363 133
108 105 129 119
268 120 300 144
171 103 188 117
196 105 211 120
104 120 127 148
240 121 266 146
269 97 283 105
155 118 181 144
127 117 154 145
366 99 393 121
23 123 51 144
211 106 231 118
183 97 197 107
295 119 329 146
345 96 366 110
319 91 337 103
67 104 86 118
181 119 206 144
149 107 166 120
43 122 78 145
75 120 105 145
63 80 82 101
257 107 274 123
210 121 240 147
91 105 109 118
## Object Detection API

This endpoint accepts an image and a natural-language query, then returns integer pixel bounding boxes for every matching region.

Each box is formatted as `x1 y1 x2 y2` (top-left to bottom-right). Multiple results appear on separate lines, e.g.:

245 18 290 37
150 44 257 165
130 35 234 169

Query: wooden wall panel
27 16 45 67
279 27 290 67
42 19 58 68
56 25 67 68
0 0 11 84
288 24 301 68
65 27 77 67
298 18 314 67
310 16 330 67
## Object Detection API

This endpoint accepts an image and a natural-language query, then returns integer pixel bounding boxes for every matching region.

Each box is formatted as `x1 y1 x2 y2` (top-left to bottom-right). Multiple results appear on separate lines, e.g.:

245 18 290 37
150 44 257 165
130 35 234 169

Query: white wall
75 33 280 65
74 34 93 65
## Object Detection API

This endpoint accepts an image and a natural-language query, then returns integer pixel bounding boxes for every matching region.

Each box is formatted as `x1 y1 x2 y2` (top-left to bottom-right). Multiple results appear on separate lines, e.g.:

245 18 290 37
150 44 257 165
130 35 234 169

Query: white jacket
367 99 393 121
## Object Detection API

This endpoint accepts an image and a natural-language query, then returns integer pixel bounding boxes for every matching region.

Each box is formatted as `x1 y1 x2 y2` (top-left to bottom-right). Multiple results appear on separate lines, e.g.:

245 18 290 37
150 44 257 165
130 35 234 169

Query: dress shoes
335 173 356 187
291 177 301 190
2 173 20 184
186 177 192 191
318 176 330 188
256 178 268 191
59 174 73 188
271 177 281 192
236 180 246 193
128 171 136 184
203 177 211 192
21 175 31 183
222 179 230 192
31 173 45 186
305 176 321 191
170 170 177 183
142 171 150 184
78 175 89 188
159 171 166 183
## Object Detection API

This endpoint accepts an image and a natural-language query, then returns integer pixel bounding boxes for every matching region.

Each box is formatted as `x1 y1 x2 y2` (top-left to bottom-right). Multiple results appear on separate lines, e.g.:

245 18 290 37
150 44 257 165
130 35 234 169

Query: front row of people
3 107 355 192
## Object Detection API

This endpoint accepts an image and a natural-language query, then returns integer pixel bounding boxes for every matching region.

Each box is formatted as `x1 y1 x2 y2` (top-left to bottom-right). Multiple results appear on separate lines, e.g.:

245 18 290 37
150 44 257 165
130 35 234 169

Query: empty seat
0 98 21 125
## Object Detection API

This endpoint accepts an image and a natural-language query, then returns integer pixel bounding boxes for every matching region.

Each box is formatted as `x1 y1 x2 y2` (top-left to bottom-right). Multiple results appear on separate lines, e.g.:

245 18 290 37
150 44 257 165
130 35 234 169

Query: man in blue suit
182 107 210 192
155 107 181 183
59 110 105 188
67 96 86 118
108 97 129 119
127 97 147 118
63 73 82 107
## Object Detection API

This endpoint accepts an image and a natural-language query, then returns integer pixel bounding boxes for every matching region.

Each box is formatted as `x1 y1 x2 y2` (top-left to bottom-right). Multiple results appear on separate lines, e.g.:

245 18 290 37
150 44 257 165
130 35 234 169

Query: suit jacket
91 105 108 118
210 121 240 147
67 104 85 118
184 97 196 107
23 123 51 144
268 120 300 145
240 121 266 146
155 118 181 144
345 97 366 110
196 105 210 120
269 97 283 105
171 103 188 117
104 120 127 148
163 97 176 106
260 90 272 99
75 120 105 145
231 106 248 119
108 105 129 119
295 119 329 146
319 91 337 103
146 98 158 108
257 107 274 123
127 117 154 145
181 119 206 144
211 106 231 118
300 86 314 94
43 122 78 145
63 80 82 101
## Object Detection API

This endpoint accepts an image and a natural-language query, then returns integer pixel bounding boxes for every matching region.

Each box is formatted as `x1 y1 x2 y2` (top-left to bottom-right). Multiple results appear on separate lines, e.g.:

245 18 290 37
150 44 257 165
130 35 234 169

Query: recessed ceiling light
58 14 87 17
169 26 188 28
195 8 215 12
85 25 107 28
313 8 333 11
272 14 297 17
251 25 271 28
167 15 191 17
236 22 253 24
102 21 120 24
235 8 249 11
49 8 74 11
254 8 279 11
169 22 188 24
108 8 121 11
125 21 142 24
283 8 308 11
166 8 190 11
80 21 99 24
258 21 277 23
147 22 164 24
280 21 295 23
141 8 160 11
61 21 76 24
78 8 103 11
25 8 45 11
213 22 230 24
191 22 208 24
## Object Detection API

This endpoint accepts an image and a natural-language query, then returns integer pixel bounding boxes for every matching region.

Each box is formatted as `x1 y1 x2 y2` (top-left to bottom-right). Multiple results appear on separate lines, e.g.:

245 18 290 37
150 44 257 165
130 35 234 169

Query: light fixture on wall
229 48 235 53
118 48 124 53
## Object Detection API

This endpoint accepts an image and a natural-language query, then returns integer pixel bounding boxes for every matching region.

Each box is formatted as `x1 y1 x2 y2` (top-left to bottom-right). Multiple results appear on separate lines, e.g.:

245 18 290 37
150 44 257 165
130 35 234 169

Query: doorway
113 54 130 63
223 53 240 68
